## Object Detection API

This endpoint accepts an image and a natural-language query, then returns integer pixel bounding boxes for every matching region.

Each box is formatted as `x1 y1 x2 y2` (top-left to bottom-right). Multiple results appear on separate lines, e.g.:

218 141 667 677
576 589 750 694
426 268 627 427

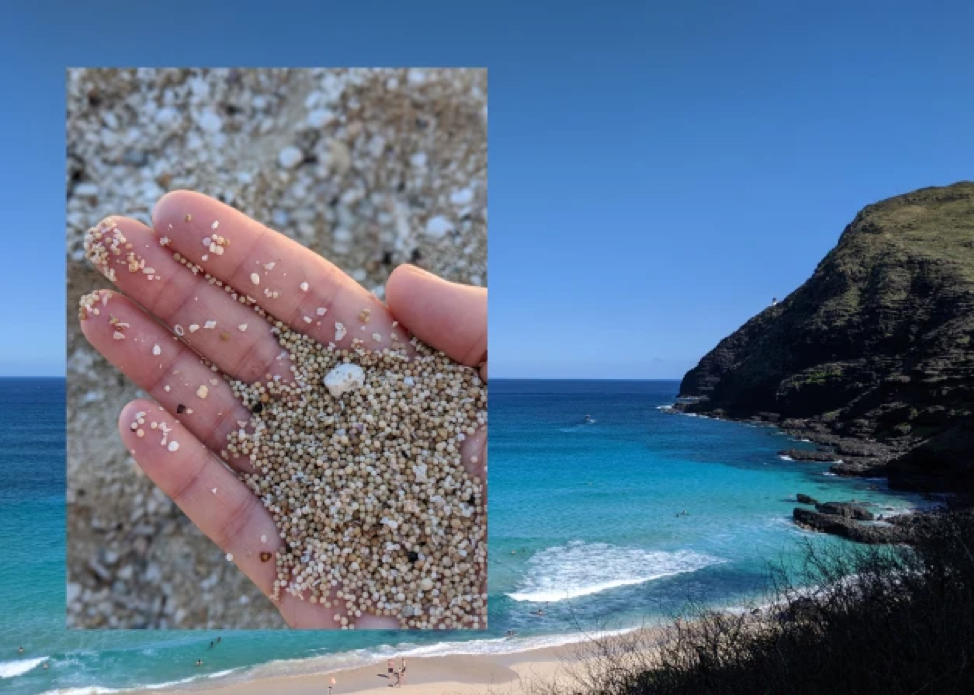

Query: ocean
0 378 927 694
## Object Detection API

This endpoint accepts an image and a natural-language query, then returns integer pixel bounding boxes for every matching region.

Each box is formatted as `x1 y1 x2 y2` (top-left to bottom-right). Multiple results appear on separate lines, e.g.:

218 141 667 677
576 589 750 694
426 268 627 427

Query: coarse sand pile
228 322 487 629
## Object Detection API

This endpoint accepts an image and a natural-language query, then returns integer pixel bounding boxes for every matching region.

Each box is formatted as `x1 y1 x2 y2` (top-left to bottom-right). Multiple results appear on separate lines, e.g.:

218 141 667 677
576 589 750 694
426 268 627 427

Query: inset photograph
67 68 487 629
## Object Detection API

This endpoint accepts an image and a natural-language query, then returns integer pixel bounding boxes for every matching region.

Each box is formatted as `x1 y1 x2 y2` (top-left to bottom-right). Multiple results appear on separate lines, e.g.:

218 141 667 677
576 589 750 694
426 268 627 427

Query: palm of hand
80 191 487 628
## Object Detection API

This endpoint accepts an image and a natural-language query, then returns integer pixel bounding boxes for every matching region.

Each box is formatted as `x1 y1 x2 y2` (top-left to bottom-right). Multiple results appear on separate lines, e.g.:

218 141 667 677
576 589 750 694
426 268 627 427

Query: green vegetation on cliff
680 182 974 490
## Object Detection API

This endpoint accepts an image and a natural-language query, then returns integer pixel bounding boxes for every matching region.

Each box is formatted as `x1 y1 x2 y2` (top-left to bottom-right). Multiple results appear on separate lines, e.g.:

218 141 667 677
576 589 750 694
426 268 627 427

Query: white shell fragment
278 146 303 169
424 215 452 238
323 363 365 398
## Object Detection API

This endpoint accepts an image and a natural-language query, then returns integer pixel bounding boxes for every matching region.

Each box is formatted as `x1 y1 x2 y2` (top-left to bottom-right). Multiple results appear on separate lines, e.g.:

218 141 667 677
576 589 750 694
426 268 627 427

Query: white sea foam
778 455 794 461
205 669 237 679
0 656 46 678
507 541 722 603
141 675 198 689
39 673 202 695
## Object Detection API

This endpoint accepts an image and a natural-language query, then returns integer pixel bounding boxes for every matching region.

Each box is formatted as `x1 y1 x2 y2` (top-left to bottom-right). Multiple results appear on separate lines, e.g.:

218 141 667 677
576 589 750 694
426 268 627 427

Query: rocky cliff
678 182 974 491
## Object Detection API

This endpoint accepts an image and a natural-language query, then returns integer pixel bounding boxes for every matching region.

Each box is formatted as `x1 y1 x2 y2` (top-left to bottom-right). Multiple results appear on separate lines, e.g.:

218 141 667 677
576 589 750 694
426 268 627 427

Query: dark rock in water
815 501 875 521
679 182 974 492
830 460 889 478
796 493 819 505
793 508 904 544
779 448 839 462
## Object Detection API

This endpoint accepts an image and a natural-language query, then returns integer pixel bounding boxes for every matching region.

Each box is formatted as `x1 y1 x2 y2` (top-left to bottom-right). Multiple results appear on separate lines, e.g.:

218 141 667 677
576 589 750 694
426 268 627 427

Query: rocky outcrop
796 493 819 505
815 502 875 521
679 183 974 492
793 508 904 544
779 448 840 463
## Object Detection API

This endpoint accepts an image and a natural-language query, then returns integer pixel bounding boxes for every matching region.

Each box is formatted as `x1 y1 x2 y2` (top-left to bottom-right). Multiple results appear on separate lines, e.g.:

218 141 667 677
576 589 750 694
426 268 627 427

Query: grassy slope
679 182 974 481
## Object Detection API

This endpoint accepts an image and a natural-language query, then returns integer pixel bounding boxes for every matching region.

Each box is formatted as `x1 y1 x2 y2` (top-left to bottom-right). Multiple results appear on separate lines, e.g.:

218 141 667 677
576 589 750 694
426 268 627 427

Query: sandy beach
147 629 664 695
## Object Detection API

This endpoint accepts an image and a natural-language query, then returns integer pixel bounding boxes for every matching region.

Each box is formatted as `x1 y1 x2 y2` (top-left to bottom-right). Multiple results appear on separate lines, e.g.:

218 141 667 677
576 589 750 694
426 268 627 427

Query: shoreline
664 403 897 482
666 404 951 509
107 627 666 695
660 403 946 543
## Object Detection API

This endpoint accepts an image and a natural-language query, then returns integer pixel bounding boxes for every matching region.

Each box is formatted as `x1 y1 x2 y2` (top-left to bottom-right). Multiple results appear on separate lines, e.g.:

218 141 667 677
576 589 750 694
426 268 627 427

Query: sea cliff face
679 182 974 492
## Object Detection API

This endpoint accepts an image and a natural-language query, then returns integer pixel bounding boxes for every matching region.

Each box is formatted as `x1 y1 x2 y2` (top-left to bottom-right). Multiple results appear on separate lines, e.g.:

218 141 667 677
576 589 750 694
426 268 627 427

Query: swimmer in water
195 659 203 667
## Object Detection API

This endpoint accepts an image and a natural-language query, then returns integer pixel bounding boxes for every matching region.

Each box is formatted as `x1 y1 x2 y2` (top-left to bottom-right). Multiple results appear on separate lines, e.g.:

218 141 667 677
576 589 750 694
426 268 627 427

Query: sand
130 628 666 695
155 645 582 695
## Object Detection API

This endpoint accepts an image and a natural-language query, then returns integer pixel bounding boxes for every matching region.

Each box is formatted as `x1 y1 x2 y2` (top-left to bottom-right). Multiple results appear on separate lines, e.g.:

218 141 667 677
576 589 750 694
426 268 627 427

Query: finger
84 215 291 385
119 399 401 629
80 290 255 472
385 265 487 381
152 191 405 352
118 399 289 606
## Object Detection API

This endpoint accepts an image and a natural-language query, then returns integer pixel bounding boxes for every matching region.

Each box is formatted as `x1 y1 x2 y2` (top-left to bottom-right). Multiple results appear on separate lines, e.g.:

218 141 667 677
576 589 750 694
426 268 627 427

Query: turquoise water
0 378 925 694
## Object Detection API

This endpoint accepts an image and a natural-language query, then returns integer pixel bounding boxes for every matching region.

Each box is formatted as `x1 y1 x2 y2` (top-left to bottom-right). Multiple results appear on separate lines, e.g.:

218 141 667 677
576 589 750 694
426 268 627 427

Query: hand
79 190 487 628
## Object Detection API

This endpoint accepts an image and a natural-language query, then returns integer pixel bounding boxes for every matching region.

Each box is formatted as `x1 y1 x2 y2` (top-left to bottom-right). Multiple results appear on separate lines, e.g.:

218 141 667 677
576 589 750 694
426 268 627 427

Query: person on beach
78 192 487 630
400 657 407 685
388 658 395 677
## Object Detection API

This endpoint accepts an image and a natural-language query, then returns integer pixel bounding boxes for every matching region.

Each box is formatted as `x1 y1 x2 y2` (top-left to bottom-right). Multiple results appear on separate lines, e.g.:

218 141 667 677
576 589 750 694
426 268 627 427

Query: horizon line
0 374 685 382
492 376 682 381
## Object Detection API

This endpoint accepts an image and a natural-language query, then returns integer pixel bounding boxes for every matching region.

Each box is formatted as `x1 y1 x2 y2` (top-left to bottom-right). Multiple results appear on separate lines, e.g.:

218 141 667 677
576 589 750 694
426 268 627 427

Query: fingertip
77 289 114 327
385 263 426 304
151 189 198 229
116 398 161 445
386 265 487 367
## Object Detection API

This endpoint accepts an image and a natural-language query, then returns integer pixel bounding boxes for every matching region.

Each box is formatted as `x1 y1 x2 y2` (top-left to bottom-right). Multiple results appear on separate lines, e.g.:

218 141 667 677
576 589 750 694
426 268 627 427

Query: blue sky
0 1 972 378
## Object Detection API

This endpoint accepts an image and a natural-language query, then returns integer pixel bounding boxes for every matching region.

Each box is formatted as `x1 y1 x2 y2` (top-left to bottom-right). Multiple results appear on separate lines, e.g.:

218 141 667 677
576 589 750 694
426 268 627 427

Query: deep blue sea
0 378 927 694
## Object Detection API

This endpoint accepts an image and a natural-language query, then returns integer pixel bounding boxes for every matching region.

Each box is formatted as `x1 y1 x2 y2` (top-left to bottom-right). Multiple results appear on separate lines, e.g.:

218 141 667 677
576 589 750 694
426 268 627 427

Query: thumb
385 265 487 381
